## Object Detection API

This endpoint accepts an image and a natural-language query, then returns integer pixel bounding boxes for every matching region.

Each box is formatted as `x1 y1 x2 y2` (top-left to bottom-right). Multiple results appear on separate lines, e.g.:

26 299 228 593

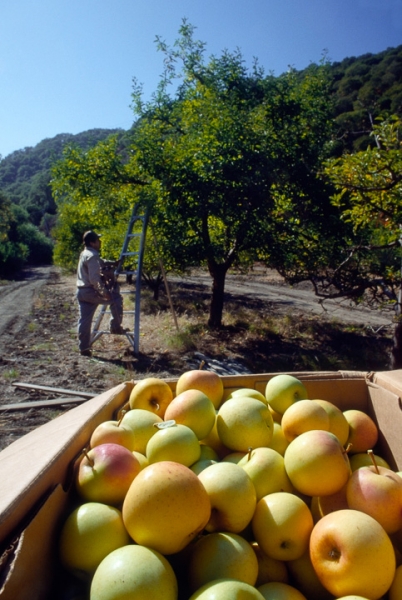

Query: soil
0 265 395 451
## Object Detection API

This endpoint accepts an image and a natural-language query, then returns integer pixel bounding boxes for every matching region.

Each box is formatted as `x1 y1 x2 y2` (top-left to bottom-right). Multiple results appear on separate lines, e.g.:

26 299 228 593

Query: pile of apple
58 371 402 600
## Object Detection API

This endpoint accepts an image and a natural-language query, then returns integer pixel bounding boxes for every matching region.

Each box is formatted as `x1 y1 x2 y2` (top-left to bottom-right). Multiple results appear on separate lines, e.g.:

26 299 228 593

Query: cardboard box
0 370 401 599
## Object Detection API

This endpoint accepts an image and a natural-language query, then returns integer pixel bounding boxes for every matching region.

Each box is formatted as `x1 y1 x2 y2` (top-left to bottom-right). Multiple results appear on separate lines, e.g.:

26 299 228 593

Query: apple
59 502 130 576
284 430 351 497
309 509 396 599
132 450 148 469
346 463 402 533
268 423 289 456
128 377 174 417
89 419 136 451
75 443 141 506
188 579 265 600
190 458 217 475
238 447 294 500
163 389 216 440
389 564 402 600
199 413 231 460
145 421 201 467
199 444 219 461
343 409 379 454
221 451 247 463
89 544 178 600
281 399 329 442
312 399 350 446
257 581 307 599
349 451 390 471
252 492 314 561
287 551 333 600
197 461 257 533
188 531 258 592
226 388 267 405
265 374 308 415
175 369 224 409
310 483 349 522
217 397 274 452
120 408 163 454
251 542 289 587
122 461 210 555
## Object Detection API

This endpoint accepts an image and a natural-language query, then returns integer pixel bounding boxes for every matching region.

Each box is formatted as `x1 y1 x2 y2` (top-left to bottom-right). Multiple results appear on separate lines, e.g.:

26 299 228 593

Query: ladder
90 203 150 354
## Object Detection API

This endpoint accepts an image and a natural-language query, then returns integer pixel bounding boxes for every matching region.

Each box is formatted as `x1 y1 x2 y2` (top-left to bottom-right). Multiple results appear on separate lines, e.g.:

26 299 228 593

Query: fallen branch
12 382 95 398
0 397 89 411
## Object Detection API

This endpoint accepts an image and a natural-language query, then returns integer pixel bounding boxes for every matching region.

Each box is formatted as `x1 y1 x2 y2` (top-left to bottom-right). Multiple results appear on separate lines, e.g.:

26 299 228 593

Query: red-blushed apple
251 542 289 587
187 579 265 600
284 429 351 497
238 447 294 500
252 492 314 562
257 581 307 599
188 532 258 592
59 502 130 577
175 369 224 409
287 551 333 600
389 563 402 600
120 407 163 454
128 377 174 417
145 421 201 467
197 461 257 533
312 399 350 446
346 463 402 533
163 389 216 440
281 399 330 442
309 509 396 599
89 419 136 451
89 544 178 600
343 409 379 453
75 443 141 506
265 374 308 415
122 461 210 555
217 397 274 451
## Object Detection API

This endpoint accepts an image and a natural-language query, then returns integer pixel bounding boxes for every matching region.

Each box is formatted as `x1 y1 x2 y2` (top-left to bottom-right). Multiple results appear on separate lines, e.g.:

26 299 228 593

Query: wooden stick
0 397 89 411
12 382 95 398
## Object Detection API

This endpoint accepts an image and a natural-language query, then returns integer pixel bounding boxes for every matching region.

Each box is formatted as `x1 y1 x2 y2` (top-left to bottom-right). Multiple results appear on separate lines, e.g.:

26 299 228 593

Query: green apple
75 442 141 506
349 452 390 471
188 579 265 600
199 444 219 461
343 409 379 454
59 502 130 577
163 389 216 440
265 375 308 414
175 369 224 409
258 581 307 599
252 492 314 561
281 399 329 442
129 377 174 418
90 544 178 600
221 451 247 464
145 421 201 467
251 542 289 587
238 447 294 501
310 509 396 599
188 532 258 592
197 461 257 533
284 430 351 497
227 388 267 405
190 458 217 475
89 419 137 451
312 399 350 446
122 461 210 555
217 397 274 452
120 408 163 454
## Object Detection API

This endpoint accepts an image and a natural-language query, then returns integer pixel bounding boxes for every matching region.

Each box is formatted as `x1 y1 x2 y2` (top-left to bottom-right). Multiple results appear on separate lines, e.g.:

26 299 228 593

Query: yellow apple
343 409 379 454
199 444 219 461
128 377 173 417
75 442 141 506
265 374 308 415
389 564 402 600
227 388 267 405
251 542 289 587
346 464 402 533
284 430 351 497
287 551 333 600
188 579 265 600
268 422 289 456
89 419 137 451
349 452 390 471
90 544 178 600
122 461 210 555
132 450 148 469
281 399 329 442
163 389 216 440
188 532 258 592
175 369 224 409
310 483 349 522
197 461 257 533
258 581 307 599
59 502 130 576
199 412 230 459
217 397 274 452
335 597 370 600
120 408 163 454
238 447 294 500
145 422 201 467
309 509 396 599
221 451 247 463
312 399 350 446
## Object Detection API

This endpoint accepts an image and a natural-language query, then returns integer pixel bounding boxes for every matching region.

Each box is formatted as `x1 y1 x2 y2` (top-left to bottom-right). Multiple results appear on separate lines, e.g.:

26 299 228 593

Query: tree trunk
207 263 227 328
390 320 402 369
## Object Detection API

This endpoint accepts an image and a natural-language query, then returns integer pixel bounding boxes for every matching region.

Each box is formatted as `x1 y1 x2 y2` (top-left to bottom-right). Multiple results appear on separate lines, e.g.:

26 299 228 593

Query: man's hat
83 230 101 245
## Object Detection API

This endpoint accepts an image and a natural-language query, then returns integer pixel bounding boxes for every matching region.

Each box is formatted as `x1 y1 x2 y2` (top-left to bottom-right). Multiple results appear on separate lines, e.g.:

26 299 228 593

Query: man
76 230 124 356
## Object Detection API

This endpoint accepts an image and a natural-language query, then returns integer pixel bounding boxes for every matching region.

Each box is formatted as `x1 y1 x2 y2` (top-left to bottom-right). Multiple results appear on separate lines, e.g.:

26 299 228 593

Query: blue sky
1 0 401 158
